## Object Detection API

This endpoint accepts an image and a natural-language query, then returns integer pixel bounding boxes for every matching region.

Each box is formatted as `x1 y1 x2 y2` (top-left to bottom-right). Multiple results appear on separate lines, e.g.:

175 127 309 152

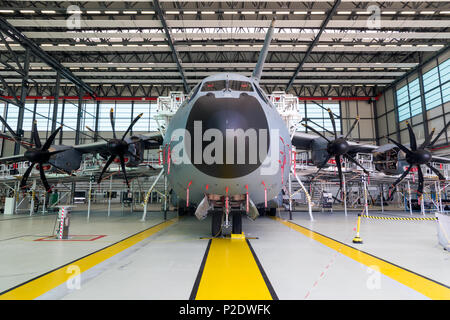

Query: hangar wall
375 49 450 150
0 97 377 158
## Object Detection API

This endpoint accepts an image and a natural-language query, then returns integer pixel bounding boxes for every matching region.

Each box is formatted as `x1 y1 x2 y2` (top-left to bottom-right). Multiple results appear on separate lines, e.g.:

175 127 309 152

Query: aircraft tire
269 207 276 216
232 211 242 234
211 210 222 237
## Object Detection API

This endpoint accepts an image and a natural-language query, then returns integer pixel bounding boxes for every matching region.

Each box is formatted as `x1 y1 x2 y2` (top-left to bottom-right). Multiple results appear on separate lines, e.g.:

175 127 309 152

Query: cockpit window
201 80 227 92
229 80 254 92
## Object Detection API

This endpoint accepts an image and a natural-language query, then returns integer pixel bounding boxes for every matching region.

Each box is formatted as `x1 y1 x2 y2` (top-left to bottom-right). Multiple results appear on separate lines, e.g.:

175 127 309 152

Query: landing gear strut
211 210 222 237
232 211 242 234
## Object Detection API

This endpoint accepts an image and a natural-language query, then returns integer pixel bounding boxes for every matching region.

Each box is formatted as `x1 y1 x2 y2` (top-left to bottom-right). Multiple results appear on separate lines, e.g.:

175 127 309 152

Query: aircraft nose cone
184 93 270 178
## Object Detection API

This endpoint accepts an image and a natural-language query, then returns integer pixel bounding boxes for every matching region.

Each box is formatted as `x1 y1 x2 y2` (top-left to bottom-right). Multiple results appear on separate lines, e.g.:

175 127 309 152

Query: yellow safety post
353 211 363 244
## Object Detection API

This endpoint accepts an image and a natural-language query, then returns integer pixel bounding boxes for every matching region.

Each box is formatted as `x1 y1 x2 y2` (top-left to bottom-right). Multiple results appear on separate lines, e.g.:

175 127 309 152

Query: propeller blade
122 113 143 140
425 163 446 181
327 108 337 139
97 155 115 183
430 120 450 147
406 121 417 151
420 128 435 149
119 154 130 188
387 137 413 156
335 155 343 187
32 121 42 149
344 116 360 140
110 108 117 139
0 116 30 149
39 165 51 192
42 125 63 151
387 166 412 200
343 154 369 175
85 126 108 142
20 163 35 189
310 155 331 182
302 118 334 137
301 123 330 142
417 165 424 197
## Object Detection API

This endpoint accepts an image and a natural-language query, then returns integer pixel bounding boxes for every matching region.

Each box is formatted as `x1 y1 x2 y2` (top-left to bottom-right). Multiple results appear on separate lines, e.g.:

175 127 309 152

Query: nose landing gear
211 210 243 237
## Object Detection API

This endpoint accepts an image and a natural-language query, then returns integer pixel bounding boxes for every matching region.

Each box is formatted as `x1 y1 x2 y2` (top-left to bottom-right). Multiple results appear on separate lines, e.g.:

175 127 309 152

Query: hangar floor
0 206 449 300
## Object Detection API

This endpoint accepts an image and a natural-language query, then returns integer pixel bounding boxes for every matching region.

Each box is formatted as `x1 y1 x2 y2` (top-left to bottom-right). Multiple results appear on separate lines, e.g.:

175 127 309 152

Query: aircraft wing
72 141 109 154
347 141 379 154
72 132 163 154
0 154 27 164
432 155 450 164
291 132 378 154
290 132 318 150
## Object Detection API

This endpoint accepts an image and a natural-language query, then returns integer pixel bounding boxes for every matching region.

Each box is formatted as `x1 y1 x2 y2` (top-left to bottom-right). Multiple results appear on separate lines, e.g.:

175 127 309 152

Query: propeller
0 116 64 192
94 109 143 187
386 120 449 200
302 110 368 187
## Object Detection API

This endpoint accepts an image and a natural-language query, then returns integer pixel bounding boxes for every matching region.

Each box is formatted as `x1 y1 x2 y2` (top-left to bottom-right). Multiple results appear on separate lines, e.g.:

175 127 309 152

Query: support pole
163 174 168 220
380 184 384 213
343 173 347 217
291 168 313 221
29 179 36 216
407 180 413 215
363 175 369 217
87 177 92 220
438 181 443 212
141 169 164 221
420 194 425 216
42 191 46 215
288 171 293 220
107 175 112 217
130 179 134 215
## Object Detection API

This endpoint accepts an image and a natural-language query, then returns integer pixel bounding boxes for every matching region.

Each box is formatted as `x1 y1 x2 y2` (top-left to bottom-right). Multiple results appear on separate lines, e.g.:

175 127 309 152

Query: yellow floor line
194 238 274 300
274 217 450 300
0 218 178 300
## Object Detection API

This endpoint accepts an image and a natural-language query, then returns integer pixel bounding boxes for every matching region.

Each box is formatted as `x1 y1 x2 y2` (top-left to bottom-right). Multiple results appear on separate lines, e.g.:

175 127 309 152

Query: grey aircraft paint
162 73 291 206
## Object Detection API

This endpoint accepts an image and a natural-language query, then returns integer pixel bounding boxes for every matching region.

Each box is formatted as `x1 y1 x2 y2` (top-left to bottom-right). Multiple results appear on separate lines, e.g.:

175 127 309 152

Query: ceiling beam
286 0 342 92
0 17 96 97
153 0 190 93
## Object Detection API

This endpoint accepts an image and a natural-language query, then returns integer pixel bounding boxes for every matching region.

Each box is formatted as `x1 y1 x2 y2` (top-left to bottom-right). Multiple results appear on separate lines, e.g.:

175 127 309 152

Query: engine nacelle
373 144 402 175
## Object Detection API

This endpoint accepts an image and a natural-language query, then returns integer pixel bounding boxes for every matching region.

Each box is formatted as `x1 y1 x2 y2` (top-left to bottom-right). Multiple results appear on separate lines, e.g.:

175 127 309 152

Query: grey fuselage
162 73 291 207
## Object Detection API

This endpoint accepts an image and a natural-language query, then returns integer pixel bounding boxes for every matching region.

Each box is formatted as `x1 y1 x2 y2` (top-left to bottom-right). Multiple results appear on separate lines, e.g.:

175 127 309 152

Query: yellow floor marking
195 238 273 300
0 218 178 300
274 217 450 300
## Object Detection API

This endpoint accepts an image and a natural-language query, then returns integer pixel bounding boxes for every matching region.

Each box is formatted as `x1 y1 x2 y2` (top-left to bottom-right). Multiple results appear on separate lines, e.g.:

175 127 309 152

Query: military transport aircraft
0 18 448 237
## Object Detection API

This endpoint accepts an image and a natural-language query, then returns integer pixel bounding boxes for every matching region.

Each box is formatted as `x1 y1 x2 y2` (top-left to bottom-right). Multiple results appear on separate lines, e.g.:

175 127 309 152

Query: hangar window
201 80 226 92
229 80 253 92
304 102 341 133
423 58 450 111
396 77 422 122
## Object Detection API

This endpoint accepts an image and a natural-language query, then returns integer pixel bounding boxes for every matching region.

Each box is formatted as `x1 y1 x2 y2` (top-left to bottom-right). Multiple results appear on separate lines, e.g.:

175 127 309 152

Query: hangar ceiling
0 0 449 98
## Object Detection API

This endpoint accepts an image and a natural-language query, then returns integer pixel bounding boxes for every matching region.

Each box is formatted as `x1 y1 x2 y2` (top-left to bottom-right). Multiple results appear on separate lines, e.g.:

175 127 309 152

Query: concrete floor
0 205 448 300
